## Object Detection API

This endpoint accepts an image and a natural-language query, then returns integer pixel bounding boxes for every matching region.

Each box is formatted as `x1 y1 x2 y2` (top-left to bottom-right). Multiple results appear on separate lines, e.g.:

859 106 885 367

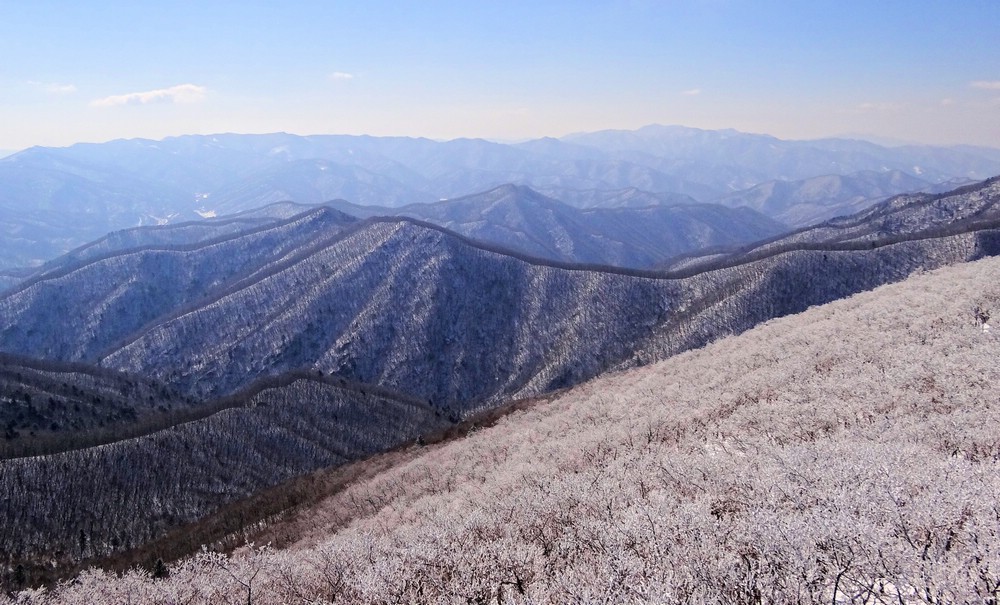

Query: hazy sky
2 0 999 150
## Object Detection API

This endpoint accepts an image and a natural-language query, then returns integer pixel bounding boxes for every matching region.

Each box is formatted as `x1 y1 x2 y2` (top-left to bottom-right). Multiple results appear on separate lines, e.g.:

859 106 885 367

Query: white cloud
940 98 955 106
29 81 77 95
970 80 1000 90
330 71 355 81
680 88 701 96
90 84 207 107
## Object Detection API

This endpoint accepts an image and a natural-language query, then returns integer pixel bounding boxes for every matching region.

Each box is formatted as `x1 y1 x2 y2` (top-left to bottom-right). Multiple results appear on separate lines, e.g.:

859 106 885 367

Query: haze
2 0 999 150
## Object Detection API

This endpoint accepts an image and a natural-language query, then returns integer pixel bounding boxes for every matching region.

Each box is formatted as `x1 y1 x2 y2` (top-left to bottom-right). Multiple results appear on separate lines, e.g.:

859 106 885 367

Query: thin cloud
970 80 1000 90
90 84 207 107
680 88 702 96
330 71 355 81
28 81 77 95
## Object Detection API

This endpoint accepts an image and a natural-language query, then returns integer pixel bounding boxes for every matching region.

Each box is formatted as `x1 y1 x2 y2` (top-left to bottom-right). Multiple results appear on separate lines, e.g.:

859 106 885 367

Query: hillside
9 250 998 603
0 207 358 362
0 354 198 459
9 203 350 287
0 371 447 569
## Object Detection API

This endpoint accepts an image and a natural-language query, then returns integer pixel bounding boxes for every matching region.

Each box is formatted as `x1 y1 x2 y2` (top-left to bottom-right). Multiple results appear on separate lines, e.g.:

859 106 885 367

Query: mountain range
2 125 999 269
4 220 999 600
1 126 1000 594
2 179 996 413
669 176 1000 272
1 178 999 576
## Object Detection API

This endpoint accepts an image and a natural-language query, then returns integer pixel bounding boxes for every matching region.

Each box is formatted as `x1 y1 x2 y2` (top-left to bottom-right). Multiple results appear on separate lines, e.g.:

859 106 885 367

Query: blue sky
2 0 999 150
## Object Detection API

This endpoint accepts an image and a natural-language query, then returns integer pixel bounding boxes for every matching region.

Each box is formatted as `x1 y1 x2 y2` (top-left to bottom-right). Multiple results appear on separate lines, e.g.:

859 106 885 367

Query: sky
2 0 999 151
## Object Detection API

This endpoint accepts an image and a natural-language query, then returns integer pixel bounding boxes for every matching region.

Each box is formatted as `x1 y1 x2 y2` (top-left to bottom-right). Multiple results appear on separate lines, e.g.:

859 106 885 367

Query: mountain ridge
3 126 997 270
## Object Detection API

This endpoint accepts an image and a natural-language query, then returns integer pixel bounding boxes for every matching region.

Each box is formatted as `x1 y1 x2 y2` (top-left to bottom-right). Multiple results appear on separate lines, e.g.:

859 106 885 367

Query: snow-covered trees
7 254 999 603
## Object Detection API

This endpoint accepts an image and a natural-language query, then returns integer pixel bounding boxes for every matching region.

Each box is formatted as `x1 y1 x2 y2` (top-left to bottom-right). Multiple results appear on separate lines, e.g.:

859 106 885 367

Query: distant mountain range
2 125 998 269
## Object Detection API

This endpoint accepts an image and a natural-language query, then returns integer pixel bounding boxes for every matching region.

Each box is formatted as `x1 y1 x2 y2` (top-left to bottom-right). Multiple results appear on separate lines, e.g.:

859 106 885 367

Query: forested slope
9 248 998 603
0 354 198 458
0 372 447 570
0 207 357 361
2 203 999 414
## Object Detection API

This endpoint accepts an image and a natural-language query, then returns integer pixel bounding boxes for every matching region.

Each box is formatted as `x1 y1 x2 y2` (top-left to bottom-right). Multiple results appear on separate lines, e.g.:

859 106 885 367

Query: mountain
10 252 999 601
2 127 997 271
2 181 998 412
1 179 999 579
565 124 1000 187
0 207 359 362
0 202 324 293
0 151 192 267
714 169 934 226
204 158 438 211
324 184 785 268
17 202 341 285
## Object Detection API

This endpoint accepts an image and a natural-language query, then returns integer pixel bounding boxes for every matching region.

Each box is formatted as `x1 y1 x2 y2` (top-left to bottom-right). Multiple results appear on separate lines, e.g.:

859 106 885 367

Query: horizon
3 1 999 150
3 123 999 156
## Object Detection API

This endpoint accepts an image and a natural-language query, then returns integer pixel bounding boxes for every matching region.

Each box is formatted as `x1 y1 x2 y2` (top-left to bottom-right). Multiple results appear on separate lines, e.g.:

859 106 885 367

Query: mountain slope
0 207 358 361
12 251 999 603
3 180 998 416
0 371 447 568
0 353 198 458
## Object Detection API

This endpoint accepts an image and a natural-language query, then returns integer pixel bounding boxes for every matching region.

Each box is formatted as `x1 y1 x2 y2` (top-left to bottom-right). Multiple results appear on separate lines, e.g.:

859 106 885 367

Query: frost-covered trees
7 254 999 603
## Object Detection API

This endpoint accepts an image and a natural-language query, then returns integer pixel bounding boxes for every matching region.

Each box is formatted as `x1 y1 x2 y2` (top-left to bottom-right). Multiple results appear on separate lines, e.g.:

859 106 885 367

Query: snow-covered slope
11 247 999 603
